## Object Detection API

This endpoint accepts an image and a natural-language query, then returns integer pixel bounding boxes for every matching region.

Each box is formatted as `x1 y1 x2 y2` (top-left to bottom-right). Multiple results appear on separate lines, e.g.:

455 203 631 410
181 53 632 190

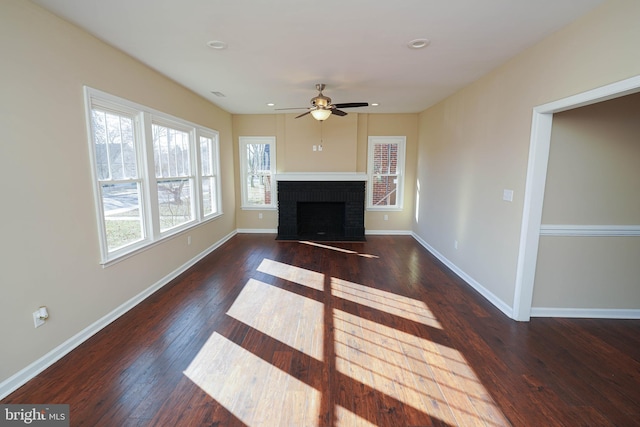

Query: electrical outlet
187 235 192 245
258 212 263 219
33 308 47 328
454 240 458 250
383 214 389 221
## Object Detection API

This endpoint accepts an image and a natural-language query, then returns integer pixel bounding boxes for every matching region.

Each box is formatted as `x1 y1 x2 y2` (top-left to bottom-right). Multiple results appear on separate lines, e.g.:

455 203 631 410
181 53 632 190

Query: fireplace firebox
277 181 365 241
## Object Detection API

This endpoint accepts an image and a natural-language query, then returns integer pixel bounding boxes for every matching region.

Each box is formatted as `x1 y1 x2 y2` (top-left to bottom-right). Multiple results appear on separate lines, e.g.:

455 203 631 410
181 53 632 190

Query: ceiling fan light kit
280 83 368 121
310 108 332 121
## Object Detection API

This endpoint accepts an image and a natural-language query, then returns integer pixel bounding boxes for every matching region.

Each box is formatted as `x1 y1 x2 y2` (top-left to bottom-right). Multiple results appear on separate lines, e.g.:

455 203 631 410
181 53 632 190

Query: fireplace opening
297 202 345 239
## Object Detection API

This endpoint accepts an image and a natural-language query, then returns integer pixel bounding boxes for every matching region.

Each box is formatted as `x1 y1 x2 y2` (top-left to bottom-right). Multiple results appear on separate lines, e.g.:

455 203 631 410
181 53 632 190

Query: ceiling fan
277 83 368 121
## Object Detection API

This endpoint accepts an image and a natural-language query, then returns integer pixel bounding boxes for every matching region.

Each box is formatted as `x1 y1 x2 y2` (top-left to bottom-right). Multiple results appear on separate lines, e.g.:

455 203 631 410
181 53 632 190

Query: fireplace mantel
275 172 367 182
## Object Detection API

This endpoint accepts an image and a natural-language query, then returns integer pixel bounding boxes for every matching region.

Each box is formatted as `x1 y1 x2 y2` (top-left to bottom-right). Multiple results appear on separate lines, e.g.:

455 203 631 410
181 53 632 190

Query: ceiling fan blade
333 102 368 109
295 111 311 119
332 109 347 117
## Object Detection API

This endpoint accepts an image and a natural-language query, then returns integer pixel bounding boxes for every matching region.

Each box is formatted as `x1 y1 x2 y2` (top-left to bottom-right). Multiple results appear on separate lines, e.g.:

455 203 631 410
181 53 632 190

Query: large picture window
85 87 222 265
367 136 406 210
239 137 277 209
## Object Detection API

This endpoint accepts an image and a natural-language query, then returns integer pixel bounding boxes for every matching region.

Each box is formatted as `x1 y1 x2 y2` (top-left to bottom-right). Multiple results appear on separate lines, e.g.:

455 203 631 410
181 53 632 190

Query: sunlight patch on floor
227 278 324 361
331 277 443 330
333 310 509 426
333 309 510 427
299 241 379 258
184 332 321 426
257 258 325 290
335 405 378 427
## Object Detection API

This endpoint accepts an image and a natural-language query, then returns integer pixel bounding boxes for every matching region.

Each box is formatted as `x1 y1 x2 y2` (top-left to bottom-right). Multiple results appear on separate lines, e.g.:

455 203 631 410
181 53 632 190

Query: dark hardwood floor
3 234 640 426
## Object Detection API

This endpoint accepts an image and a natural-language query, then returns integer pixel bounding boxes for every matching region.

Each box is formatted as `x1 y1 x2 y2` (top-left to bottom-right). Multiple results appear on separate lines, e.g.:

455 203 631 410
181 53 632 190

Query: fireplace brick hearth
277 181 365 241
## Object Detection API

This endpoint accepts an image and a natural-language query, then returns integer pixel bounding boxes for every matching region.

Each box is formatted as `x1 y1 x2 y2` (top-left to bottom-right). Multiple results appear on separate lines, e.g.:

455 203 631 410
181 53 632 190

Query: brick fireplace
276 174 366 241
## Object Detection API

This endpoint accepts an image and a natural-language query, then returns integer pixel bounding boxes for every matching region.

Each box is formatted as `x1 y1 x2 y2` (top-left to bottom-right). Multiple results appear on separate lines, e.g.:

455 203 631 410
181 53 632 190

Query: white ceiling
32 0 604 115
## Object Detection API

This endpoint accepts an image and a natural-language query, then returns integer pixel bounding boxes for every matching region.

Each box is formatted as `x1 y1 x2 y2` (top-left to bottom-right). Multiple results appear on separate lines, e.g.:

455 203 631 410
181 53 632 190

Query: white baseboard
411 232 514 319
0 230 237 400
531 307 640 319
237 229 412 236
366 229 412 235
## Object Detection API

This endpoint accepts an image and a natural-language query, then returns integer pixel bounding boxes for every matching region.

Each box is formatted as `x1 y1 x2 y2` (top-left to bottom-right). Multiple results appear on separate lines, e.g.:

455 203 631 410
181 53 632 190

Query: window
152 122 195 232
367 136 406 210
90 106 145 252
239 137 277 209
199 134 219 218
85 87 222 265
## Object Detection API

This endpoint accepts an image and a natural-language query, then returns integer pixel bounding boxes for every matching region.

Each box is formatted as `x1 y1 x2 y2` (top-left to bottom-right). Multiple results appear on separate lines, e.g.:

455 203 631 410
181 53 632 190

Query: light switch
503 189 514 202
313 145 317 151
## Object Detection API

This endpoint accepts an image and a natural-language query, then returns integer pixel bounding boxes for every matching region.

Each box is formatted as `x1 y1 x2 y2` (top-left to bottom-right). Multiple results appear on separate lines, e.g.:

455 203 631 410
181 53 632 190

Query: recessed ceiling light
407 38 430 49
267 103 275 107
206 40 227 50
371 103 380 107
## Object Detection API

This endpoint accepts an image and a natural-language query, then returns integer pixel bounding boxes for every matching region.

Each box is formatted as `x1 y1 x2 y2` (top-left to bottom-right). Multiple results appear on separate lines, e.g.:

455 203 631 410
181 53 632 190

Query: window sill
100 212 223 267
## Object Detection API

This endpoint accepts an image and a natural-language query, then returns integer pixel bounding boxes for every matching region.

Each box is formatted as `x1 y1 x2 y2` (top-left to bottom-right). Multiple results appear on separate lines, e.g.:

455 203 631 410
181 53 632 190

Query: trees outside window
152 123 194 232
91 106 145 252
239 137 276 209
199 135 219 217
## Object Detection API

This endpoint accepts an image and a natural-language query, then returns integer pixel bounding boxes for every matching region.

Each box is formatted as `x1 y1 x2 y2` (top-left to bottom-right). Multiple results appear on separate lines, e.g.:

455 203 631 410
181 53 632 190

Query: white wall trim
236 229 413 236
514 75 640 321
0 230 237 400
236 228 278 234
513 110 553 321
366 229 412 235
540 224 640 236
531 307 640 319
411 233 514 318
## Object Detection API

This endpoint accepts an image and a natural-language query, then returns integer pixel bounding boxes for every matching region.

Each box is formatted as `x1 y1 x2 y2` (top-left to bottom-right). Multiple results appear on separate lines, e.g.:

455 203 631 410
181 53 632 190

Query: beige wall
534 93 640 308
0 0 235 385
542 93 640 225
415 0 640 309
232 113 418 232
282 113 359 172
534 238 640 309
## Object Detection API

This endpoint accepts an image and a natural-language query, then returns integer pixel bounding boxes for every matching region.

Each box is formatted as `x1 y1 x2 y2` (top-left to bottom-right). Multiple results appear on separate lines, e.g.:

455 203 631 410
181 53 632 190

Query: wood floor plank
3 234 639 426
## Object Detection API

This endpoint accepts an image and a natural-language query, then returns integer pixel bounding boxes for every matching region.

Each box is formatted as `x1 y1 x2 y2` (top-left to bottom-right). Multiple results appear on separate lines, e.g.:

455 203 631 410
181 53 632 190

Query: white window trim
84 87 223 266
239 136 277 210
197 129 222 220
367 136 406 211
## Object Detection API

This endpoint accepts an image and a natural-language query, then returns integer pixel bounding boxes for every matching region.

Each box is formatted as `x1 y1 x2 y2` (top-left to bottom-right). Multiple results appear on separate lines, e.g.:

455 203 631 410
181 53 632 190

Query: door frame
513 75 640 321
